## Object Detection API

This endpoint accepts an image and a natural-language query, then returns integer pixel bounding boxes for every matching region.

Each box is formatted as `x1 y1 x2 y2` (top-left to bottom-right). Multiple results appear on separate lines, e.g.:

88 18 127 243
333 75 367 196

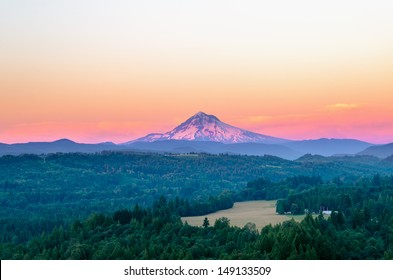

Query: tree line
1 174 393 259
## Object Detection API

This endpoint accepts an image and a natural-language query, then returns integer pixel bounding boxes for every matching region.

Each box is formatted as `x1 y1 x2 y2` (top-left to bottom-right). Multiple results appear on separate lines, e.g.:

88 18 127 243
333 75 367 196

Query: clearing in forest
182 200 296 229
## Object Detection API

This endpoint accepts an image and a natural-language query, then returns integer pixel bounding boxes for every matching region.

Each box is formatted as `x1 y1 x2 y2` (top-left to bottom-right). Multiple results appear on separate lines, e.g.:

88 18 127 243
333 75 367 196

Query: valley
2 151 393 259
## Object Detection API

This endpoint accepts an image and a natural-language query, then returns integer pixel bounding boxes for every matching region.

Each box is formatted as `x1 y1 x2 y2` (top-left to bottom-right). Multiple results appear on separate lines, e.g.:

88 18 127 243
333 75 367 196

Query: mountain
124 112 374 158
0 139 120 156
0 112 382 159
358 143 393 158
128 112 288 144
283 138 373 157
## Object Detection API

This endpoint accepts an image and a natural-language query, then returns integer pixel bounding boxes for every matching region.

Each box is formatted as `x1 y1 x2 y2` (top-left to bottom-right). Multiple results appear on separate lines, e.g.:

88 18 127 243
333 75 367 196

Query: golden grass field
182 200 297 229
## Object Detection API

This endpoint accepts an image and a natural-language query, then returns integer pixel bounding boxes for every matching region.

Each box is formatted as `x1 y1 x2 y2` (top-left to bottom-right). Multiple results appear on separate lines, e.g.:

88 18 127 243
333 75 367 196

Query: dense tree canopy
1 152 393 259
1 183 393 260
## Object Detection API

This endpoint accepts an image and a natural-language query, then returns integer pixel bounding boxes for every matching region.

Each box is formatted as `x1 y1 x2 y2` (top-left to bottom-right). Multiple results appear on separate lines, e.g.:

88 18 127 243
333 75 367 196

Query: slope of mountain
128 112 288 144
296 153 380 165
0 139 120 156
381 154 393 165
358 143 393 158
126 140 301 160
283 138 373 157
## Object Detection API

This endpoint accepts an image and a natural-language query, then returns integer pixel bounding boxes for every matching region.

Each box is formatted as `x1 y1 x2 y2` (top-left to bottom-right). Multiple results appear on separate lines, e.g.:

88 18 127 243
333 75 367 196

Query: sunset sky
1 0 393 144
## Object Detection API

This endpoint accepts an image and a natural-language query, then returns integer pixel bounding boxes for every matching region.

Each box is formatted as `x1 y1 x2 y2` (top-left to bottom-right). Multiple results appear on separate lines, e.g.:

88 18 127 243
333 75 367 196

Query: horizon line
0 136 385 146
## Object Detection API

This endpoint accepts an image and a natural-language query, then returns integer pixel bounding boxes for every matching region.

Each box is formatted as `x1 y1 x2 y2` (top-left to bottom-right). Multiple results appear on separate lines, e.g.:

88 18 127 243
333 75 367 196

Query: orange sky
1 1 393 144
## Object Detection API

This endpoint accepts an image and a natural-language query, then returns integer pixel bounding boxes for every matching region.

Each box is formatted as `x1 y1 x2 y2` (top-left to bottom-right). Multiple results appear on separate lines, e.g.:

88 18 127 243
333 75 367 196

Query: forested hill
1 152 393 248
2 184 393 260
1 152 392 217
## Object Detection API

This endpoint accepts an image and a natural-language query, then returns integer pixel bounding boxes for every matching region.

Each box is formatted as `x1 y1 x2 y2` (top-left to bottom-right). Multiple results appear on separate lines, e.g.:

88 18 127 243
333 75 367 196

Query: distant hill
358 143 393 158
283 138 372 157
123 138 374 160
0 139 120 156
0 137 377 160
296 153 381 165
125 140 301 160
382 155 393 165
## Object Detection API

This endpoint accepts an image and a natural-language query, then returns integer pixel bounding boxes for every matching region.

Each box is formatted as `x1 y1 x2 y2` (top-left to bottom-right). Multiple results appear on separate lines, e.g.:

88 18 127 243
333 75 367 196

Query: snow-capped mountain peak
129 112 287 144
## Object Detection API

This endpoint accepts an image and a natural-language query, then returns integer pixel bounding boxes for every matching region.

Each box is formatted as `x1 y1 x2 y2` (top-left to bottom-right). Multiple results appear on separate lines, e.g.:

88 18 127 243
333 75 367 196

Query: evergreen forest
1 152 393 259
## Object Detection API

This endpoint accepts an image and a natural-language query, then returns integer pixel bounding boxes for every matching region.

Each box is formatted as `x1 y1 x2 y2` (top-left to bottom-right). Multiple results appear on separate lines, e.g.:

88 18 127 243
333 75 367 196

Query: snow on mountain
128 112 288 144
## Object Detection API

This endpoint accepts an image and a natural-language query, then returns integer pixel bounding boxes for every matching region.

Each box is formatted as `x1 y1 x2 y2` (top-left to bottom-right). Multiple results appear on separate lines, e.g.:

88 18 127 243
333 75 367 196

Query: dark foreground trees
1 190 393 260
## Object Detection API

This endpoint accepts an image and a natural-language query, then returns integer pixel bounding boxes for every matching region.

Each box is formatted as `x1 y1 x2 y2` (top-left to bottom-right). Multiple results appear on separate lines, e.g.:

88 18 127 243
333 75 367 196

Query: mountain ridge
283 138 372 157
0 138 121 156
358 143 393 158
1 112 390 159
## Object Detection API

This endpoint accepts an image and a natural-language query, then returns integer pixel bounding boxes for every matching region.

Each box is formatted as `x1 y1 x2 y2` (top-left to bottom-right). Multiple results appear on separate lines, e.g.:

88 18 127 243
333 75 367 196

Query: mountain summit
131 112 287 144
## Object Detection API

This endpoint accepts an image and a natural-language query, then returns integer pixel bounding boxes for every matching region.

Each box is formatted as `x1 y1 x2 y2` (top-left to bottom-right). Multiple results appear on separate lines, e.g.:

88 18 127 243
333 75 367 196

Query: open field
182 200 296 229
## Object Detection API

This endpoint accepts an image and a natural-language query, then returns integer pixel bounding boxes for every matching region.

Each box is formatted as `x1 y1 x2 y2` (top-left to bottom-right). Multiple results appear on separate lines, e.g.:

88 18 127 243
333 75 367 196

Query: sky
1 0 393 144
